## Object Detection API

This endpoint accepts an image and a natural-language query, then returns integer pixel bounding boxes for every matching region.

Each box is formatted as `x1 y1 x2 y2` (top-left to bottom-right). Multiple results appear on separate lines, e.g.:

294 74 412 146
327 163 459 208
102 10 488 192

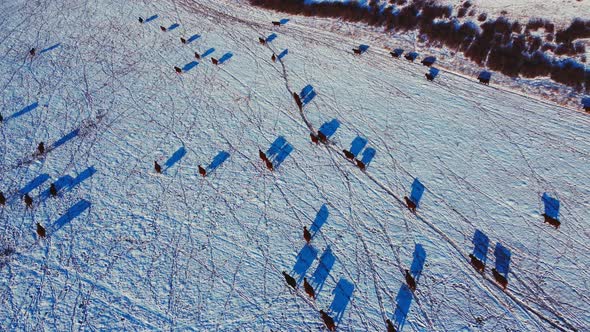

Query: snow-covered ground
0 0 589 331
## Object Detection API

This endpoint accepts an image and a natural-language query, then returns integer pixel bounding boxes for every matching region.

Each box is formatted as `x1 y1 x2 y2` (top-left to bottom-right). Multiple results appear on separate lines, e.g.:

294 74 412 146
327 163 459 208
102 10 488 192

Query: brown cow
36 223 46 238
259 149 268 161
386 319 397 332
198 165 207 177
303 226 312 243
49 183 58 197
403 196 416 213
211 58 219 65
154 161 162 174
491 268 508 290
319 310 336 331
343 150 355 160
180 37 187 44
272 21 281 26
160 26 167 32
310 133 319 144
356 160 366 171
303 277 316 299
352 48 361 55
265 159 274 171
282 271 297 289
24 194 33 208
271 54 276 62
425 73 434 81
405 269 416 292
292 92 303 110
194 52 201 59
37 142 45 155
30 48 36 56
0 191 5 205
317 131 328 143
468 254 485 273
174 66 182 74
541 213 560 229
259 37 266 45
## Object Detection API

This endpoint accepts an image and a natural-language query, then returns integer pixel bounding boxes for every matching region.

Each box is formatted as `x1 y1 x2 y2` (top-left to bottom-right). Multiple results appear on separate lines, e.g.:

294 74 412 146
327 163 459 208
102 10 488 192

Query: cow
0 191 5 205
303 226 312 243
541 213 560 229
282 271 297 289
403 196 416 213
24 194 33 208
271 54 276 62
356 159 366 171
194 52 201 59
272 21 281 26
0 113 3 123
310 133 319 144
154 161 162 174
211 58 219 65
319 310 336 331
293 92 303 110
386 319 397 332
139 17 144 23
405 269 416 292
180 37 187 44
491 268 508 290
468 254 485 273
352 48 361 55
259 37 266 45
317 131 328 143
479 77 490 85
198 165 207 177
37 142 45 155
259 149 268 161
343 149 355 160
174 66 182 74
160 26 167 32
425 73 435 81
303 278 316 299
49 183 58 197
29 48 36 56
265 159 274 171
36 223 46 238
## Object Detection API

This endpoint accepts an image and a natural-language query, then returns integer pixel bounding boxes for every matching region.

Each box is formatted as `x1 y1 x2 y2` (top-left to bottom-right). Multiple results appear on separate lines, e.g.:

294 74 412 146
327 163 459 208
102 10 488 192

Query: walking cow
24 194 33 208
154 161 162 174
319 310 336 331
303 226 312 244
303 277 316 299
0 191 5 205
36 223 46 238
282 271 297 289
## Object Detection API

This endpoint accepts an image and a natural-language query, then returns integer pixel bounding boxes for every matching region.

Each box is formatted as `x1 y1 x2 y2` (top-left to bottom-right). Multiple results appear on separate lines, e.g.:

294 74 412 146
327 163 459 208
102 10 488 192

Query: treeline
249 0 590 92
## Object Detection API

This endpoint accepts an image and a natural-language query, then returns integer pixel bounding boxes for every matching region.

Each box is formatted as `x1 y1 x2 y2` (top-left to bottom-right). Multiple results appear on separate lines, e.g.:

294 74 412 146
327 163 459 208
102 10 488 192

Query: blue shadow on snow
393 283 413 330
311 245 335 297
186 34 201 43
39 43 61 54
51 199 91 233
182 61 198 72
409 243 426 281
277 49 288 60
349 136 367 157
292 243 318 284
164 147 186 170
494 243 511 277
202 47 215 58
144 15 158 23
266 136 287 159
358 44 369 53
318 119 340 139
69 166 97 190
409 178 425 207
7 102 38 121
279 18 290 25
52 129 79 149
472 229 489 263
273 143 293 169
310 204 329 235
39 175 74 201
542 192 560 220
218 52 233 64
359 147 376 166
266 33 277 43
329 278 354 323
168 23 179 31
207 151 230 172
19 173 50 196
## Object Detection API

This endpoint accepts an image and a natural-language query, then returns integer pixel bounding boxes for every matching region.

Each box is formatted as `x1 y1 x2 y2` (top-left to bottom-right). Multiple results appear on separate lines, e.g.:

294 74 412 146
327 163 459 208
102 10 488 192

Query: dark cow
259 37 266 45
272 21 281 26
319 310 336 331
292 92 303 110
174 66 182 74
352 48 361 55
30 48 36 56
479 77 490 85
49 183 58 197
386 319 396 332
403 196 416 213
24 194 33 208
541 213 560 229
211 58 219 65
0 191 5 206
194 52 201 59
303 226 312 243
154 161 162 174
317 131 327 143
198 165 207 177
310 133 319 144
342 149 354 160
37 142 45 155
405 269 416 292
271 54 276 62
138 17 144 23
265 159 274 171
468 254 485 273
259 149 268 161
36 223 46 238
282 271 297 289
0 113 3 123
180 37 187 44
491 268 508 290
303 277 316 299
160 26 167 32
356 159 366 171
425 73 435 81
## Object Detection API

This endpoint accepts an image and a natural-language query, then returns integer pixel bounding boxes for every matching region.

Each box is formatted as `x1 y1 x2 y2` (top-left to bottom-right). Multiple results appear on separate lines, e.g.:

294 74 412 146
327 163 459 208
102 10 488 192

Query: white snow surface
0 0 589 331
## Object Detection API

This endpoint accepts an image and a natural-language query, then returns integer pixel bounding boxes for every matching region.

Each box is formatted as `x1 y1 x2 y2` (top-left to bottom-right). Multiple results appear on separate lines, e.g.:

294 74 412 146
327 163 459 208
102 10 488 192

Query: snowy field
0 0 589 331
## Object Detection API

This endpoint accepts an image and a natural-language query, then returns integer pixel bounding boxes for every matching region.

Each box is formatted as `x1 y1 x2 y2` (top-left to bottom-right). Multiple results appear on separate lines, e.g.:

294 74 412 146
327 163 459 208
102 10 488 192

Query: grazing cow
36 223 46 238
303 226 312 243
282 271 297 289
180 37 187 44
425 73 435 81
317 131 327 143
405 269 416 292
386 319 396 332
272 21 281 26
271 54 276 62
491 268 508 290
160 26 167 32
49 183 58 197
310 133 319 144
403 196 416 213
154 161 162 174
24 194 33 208
174 66 182 74
303 278 316 299
468 254 485 273
211 58 219 65
265 159 274 171
319 310 336 331
37 142 45 155
30 48 36 56
0 191 5 205
342 150 354 160
356 159 366 171
198 165 207 177
541 213 560 229
259 149 268 161
352 48 361 55
259 37 266 45
194 52 201 59
292 92 303 110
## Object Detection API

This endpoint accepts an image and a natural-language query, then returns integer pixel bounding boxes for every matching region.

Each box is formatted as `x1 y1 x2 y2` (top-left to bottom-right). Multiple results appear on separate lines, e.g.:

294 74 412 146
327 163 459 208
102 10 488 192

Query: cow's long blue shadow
311 245 335 297
310 204 328 235
7 102 38 121
207 151 230 171
329 278 354 323
292 244 317 284
51 199 91 233
349 136 367 157
52 129 79 149
393 284 413 330
164 147 186 170
472 230 489 263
